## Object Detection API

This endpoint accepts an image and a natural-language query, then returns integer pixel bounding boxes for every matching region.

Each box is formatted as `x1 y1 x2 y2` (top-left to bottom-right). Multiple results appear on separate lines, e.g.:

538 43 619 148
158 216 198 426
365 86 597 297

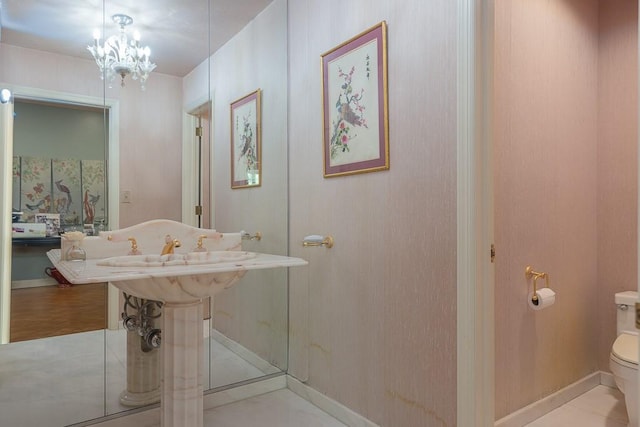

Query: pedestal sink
47 220 307 427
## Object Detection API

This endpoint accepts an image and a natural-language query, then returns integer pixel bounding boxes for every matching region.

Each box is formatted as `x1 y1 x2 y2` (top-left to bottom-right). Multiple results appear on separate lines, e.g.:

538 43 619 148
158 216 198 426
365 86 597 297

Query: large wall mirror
0 0 288 424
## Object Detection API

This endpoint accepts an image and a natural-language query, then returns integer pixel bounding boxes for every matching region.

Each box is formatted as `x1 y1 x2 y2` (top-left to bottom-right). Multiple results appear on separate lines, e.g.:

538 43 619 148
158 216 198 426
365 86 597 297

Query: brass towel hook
525 266 550 304
240 231 262 241
302 235 334 248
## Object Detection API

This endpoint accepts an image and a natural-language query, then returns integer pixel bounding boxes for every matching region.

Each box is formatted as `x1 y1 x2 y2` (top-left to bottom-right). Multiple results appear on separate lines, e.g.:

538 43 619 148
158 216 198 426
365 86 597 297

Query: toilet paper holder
525 266 550 305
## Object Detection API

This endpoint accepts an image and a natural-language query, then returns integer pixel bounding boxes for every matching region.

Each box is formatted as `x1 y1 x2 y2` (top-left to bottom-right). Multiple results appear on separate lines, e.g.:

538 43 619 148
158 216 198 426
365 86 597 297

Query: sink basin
47 249 305 304
97 250 257 267
108 269 249 303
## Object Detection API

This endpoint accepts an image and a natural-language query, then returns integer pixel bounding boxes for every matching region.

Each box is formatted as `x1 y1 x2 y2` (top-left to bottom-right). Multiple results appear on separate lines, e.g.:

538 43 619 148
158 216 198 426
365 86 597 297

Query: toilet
610 291 638 427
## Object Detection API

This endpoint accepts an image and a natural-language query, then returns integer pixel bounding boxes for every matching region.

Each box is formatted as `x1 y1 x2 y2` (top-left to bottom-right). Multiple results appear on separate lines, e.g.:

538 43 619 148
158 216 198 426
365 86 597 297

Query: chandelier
88 14 157 89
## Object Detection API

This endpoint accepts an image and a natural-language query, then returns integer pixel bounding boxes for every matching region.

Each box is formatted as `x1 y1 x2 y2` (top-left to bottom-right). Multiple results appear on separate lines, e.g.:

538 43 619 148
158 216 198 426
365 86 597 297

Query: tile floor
0 328 282 426
202 388 346 427
0 329 633 427
525 385 629 427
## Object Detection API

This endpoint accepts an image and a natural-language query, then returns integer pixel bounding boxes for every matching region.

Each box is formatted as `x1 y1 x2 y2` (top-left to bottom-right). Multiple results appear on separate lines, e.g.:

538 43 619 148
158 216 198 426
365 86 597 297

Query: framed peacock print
321 21 389 178
230 89 261 189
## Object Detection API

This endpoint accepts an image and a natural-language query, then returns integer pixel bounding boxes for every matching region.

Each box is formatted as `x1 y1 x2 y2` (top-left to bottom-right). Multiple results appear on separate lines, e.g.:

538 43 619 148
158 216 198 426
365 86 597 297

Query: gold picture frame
230 89 262 189
321 21 389 177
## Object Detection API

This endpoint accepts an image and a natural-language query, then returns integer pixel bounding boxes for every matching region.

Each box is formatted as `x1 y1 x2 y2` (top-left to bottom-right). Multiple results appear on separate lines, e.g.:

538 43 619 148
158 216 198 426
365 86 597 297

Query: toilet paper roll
528 288 556 311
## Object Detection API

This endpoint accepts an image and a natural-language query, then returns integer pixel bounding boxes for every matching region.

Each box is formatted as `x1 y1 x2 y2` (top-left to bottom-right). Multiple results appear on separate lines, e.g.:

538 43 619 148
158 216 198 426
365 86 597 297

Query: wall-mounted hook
303 235 334 248
240 230 262 241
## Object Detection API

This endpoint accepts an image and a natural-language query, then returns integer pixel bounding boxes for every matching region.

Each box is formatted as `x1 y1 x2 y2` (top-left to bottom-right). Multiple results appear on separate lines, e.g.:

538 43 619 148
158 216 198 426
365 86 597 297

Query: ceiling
0 0 274 77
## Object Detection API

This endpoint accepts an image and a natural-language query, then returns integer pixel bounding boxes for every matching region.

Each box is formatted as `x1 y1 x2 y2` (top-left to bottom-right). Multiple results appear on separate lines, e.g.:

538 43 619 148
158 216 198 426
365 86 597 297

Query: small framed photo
230 89 262 189
35 213 61 237
321 21 389 178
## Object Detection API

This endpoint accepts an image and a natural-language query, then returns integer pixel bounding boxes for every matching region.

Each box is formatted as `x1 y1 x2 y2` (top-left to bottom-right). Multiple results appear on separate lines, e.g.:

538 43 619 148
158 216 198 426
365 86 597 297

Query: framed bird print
230 89 261 189
321 21 389 178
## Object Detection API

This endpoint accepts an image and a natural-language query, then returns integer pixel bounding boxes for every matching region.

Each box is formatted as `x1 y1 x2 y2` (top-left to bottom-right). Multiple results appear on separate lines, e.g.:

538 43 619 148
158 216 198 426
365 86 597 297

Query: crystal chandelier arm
87 14 155 88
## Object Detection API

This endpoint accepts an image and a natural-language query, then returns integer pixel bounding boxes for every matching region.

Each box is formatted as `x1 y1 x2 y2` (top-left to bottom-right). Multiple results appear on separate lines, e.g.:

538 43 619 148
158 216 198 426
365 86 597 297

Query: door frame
0 83 121 331
182 100 213 228
457 0 495 425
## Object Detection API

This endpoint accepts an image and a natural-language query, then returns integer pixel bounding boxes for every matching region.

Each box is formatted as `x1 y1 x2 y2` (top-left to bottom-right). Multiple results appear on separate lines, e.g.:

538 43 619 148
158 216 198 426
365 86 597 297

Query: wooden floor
10 283 107 342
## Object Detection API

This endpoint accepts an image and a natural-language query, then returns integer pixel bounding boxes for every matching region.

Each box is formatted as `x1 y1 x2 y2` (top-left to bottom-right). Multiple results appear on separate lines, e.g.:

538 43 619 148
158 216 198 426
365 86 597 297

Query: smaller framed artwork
230 89 262 189
321 21 389 178
35 213 61 237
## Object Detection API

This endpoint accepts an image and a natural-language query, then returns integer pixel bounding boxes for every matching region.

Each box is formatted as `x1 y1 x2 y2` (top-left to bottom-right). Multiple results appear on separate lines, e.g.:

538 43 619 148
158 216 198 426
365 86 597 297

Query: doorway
10 99 108 342
183 101 213 320
0 84 121 340
457 1 639 425
182 102 212 229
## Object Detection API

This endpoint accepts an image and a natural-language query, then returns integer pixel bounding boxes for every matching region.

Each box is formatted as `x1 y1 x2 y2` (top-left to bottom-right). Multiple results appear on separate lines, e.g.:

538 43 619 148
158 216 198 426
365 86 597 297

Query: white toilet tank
615 291 638 335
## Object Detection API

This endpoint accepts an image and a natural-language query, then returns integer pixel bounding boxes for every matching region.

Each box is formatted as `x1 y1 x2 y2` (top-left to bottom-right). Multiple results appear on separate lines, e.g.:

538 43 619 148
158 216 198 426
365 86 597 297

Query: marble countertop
47 249 308 285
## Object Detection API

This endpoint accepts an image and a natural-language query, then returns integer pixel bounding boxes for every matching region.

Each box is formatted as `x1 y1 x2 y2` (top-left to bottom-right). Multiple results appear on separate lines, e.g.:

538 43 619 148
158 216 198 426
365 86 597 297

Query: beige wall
494 0 638 419
288 1 457 426
0 43 183 227
115 72 183 226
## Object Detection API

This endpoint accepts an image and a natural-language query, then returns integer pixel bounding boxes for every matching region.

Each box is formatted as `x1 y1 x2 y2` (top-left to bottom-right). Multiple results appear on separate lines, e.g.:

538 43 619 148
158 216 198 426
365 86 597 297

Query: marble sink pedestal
47 220 307 427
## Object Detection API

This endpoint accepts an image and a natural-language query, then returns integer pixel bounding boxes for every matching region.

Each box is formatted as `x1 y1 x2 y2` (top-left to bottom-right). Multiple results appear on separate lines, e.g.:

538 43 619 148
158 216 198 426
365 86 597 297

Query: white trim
210 329 280 375
286 376 379 427
182 99 214 229
600 371 617 389
11 278 57 289
457 1 495 426
495 373 601 427
204 375 287 408
182 112 200 226
0 96 13 344
106 100 120 330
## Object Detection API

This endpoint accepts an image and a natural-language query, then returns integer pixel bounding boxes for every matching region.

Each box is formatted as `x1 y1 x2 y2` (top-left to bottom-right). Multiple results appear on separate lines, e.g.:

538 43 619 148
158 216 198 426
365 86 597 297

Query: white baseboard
210 329 280 375
287 376 379 427
495 372 601 427
205 375 286 408
600 371 617 389
12 278 57 289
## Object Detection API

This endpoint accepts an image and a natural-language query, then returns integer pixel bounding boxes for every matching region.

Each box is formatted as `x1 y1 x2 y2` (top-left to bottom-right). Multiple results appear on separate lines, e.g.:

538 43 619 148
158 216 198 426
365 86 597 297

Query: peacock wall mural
13 156 106 227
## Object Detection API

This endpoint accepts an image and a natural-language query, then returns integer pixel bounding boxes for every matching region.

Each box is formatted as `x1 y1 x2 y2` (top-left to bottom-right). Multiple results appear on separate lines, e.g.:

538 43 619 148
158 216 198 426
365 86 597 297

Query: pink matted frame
321 21 389 178
230 89 261 189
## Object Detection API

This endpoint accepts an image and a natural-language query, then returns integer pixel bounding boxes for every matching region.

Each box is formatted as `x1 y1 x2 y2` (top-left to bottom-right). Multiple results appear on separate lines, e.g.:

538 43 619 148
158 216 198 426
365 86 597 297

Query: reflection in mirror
0 2 110 425
0 0 288 424
206 0 288 394
185 0 290 396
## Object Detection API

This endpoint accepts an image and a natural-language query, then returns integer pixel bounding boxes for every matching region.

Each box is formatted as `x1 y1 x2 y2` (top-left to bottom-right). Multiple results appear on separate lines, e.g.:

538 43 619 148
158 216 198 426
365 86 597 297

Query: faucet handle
195 235 207 252
127 237 140 255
